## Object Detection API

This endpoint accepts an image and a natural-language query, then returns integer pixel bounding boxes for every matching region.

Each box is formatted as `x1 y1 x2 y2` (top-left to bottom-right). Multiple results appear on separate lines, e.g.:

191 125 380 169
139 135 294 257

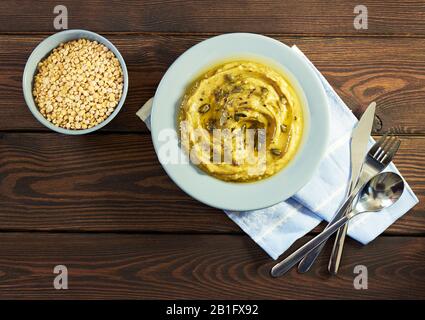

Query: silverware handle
328 179 367 274
328 222 348 274
271 215 351 277
297 194 355 273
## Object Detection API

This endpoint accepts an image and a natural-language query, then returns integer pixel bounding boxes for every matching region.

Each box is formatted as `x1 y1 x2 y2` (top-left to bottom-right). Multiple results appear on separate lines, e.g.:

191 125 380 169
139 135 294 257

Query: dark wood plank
0 233 423 299
0 133 423 234
2 35 425 133
1 0 425 35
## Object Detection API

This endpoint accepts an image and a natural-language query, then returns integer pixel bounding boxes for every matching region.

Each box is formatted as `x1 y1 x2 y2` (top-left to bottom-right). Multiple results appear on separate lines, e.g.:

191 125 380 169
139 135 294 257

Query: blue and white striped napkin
137 46 418 260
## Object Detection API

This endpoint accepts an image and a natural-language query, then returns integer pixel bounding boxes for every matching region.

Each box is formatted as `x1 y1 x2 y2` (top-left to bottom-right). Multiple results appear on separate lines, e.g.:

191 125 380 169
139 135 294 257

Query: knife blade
347 102 376 192
297 102 376 273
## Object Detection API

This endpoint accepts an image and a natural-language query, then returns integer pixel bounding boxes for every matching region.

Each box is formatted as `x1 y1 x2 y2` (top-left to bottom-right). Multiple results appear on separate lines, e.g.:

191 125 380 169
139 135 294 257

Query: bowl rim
151 33 330 211
22 29 129 135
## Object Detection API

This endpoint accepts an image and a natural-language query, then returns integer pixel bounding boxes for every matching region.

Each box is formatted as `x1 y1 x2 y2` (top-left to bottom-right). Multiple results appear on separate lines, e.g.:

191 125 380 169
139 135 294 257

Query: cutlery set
271 102 403 277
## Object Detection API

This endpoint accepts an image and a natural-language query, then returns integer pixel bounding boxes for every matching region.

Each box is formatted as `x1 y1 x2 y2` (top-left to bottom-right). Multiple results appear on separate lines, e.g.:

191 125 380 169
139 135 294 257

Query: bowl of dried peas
23 29 128 134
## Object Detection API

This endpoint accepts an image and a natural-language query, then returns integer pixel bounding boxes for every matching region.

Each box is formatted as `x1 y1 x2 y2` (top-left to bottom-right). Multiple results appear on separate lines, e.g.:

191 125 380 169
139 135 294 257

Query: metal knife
297 102 376 273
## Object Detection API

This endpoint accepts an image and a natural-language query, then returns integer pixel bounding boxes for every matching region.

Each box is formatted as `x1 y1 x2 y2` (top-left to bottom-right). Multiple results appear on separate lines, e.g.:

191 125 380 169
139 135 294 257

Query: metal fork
298 132 401 274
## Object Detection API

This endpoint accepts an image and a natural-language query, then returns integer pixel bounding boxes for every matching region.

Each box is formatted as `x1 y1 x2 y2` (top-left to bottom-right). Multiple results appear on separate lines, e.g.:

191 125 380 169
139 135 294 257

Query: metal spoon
271 172 404 278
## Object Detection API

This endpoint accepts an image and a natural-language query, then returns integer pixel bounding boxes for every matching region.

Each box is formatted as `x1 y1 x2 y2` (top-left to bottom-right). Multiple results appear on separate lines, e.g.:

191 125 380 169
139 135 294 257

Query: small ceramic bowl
151 33 330 211
22 29 128 135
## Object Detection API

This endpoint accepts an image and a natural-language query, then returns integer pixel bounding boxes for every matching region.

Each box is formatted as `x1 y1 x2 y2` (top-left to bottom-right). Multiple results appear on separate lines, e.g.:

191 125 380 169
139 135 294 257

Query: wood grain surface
1 0 425 35
0 0 424 300
0 133 423 234
0 233 423 299
2 35 425 133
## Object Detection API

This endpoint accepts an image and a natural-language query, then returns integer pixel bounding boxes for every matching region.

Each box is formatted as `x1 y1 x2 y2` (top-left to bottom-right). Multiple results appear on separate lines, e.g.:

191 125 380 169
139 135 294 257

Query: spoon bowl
354 171 404 215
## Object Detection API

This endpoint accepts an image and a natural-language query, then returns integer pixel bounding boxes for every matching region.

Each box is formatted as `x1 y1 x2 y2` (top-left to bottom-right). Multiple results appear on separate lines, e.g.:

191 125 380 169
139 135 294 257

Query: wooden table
0 0 424 300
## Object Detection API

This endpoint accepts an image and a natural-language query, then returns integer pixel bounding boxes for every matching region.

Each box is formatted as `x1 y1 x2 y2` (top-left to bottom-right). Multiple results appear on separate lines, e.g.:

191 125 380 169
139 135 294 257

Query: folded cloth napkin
137 45 418 260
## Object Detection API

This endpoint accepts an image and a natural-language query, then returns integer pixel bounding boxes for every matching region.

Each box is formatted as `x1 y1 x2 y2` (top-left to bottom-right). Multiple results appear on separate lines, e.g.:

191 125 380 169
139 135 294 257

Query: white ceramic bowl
151 33 329 211
22 29 128 135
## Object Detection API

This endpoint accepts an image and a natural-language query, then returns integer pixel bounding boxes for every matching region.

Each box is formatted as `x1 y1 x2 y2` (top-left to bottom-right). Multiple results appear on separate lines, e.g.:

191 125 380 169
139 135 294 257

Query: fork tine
381 138 401 164
369 132 388 156
376 134 395 161
374 134 394 161
377 135 396 162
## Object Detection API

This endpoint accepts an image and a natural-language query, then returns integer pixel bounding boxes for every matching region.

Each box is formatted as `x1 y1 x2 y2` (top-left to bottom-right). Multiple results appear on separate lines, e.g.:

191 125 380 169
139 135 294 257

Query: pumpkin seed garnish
231 86 243 93
234 112 247 121
214 89 224 101
271 148 282 156
198 104 210 113
224 74 234 83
